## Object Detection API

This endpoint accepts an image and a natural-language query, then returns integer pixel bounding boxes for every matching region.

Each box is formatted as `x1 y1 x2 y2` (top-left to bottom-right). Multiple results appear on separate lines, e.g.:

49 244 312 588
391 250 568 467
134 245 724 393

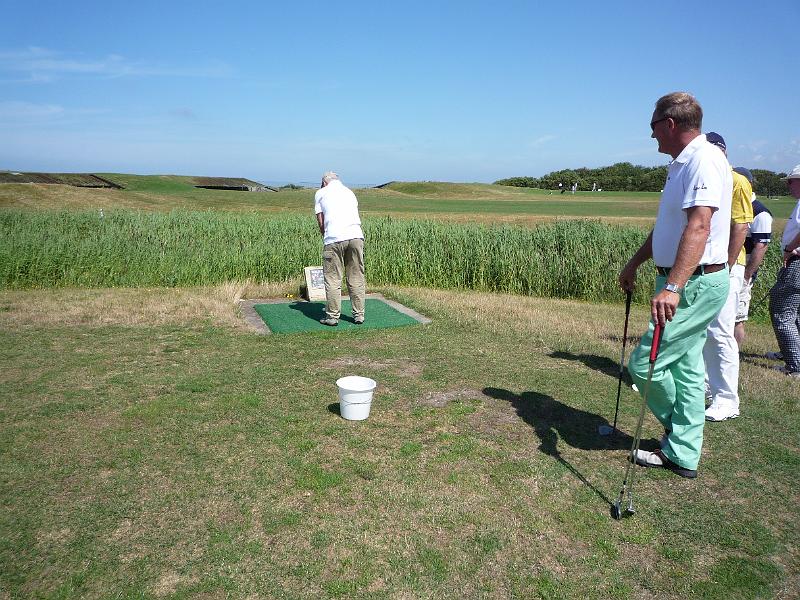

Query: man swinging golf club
618 92 731 480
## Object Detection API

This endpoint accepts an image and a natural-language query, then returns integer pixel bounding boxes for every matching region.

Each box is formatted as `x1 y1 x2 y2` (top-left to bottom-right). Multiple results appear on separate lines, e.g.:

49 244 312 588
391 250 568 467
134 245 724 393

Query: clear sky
1 1 798 185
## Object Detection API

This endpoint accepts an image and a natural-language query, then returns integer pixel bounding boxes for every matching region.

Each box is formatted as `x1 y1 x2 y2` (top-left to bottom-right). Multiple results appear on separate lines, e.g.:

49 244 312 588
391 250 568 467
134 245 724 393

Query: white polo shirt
314 180 364 246
781 198 800 248
652 134 732 267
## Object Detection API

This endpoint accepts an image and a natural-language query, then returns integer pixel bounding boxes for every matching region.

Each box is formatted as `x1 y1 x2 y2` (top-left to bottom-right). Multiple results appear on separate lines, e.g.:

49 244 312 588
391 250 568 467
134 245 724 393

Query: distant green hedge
0 209 782 318
496 163 791 196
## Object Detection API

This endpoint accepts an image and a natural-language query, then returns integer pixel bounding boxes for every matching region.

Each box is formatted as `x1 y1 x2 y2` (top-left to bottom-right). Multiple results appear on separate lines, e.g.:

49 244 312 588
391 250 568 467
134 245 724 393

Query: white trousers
704 264 744 411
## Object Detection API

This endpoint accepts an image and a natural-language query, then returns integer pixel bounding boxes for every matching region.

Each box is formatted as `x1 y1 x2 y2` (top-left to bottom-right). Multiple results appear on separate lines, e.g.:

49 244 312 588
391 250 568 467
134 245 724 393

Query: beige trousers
323 238 365 320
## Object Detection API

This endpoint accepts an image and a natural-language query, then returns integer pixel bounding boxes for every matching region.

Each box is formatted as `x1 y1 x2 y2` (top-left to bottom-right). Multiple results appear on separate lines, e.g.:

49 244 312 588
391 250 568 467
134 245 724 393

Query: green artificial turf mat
253 298 420 333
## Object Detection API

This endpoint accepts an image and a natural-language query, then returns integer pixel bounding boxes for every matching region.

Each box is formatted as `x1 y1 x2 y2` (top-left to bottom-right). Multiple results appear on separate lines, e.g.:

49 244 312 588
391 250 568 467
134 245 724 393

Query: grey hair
322 171 340 185
654 92 703 131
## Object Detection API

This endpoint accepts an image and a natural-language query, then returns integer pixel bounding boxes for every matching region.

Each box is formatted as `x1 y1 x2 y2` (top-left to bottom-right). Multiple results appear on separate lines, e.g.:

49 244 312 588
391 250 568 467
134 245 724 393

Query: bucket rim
336 375 377 392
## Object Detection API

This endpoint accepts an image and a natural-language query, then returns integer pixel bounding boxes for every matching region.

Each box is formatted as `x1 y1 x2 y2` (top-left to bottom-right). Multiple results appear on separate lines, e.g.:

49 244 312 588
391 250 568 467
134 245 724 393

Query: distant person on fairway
733 168 772 348
768 164 800 377
314 171 366 326
619 92 730 479
702 133 753 422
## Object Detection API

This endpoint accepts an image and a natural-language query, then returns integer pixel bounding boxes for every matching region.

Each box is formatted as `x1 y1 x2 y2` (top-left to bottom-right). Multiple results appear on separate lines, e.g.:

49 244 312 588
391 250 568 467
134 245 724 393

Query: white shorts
736 278 753 323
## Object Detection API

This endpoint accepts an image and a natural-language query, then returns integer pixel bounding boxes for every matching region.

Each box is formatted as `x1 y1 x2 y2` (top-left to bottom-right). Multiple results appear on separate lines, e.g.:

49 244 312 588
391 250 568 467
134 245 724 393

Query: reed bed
0 209 781 316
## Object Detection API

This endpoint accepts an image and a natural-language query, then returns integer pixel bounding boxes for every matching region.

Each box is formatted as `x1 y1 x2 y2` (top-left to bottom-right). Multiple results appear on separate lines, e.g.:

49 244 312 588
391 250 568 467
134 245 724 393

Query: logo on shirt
693 184 707 191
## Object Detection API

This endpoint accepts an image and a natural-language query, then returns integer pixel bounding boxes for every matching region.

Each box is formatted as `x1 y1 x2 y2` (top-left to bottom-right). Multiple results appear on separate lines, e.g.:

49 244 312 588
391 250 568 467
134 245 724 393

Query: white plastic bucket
336 376 377 421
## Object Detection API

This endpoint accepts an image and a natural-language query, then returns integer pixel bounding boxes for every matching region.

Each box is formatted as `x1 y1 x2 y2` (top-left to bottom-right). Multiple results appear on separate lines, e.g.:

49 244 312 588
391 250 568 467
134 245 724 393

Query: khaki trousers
323 238 365 320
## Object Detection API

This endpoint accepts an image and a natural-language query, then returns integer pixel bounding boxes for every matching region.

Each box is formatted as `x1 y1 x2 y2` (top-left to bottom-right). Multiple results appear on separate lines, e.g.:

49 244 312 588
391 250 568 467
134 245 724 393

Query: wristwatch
664 282 682 294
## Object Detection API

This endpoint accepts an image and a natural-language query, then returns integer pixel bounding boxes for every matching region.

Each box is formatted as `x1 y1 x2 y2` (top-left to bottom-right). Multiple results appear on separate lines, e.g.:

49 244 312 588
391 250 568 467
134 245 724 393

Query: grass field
1 284 797 598
1 175 795 226
1 177 798 598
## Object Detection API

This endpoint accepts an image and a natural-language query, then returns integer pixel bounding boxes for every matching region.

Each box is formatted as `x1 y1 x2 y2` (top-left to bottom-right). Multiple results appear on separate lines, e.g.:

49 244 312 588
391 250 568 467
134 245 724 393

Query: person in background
314 171 366 326
769 164 800 377
619 92 730 479
733 167 773 348
702 133 753 422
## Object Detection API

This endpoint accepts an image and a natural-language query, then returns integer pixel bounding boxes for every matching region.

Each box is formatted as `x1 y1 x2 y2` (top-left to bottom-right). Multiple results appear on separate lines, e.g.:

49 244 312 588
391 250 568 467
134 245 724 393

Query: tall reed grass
0 209 781 316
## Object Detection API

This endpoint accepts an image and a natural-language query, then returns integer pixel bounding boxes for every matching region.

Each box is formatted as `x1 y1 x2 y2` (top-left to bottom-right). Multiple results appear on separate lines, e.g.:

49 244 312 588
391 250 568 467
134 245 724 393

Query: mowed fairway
1 285 798 598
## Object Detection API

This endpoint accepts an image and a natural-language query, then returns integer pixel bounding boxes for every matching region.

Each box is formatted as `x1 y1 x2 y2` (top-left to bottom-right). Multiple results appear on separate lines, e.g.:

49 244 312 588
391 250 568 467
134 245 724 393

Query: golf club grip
622 290 632 339
649 323 663 363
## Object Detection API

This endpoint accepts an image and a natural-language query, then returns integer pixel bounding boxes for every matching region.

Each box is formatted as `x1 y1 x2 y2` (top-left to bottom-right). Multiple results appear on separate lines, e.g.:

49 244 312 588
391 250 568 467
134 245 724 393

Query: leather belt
656 263 726 277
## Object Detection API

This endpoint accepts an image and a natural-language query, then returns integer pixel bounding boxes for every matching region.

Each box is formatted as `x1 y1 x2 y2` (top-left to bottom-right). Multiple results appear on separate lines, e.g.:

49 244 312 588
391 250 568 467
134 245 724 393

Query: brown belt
656 263 726 277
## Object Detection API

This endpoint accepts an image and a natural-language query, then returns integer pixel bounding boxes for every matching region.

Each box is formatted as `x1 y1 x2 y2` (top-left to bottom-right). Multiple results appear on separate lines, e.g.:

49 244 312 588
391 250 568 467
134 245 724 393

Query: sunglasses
650 116 671 132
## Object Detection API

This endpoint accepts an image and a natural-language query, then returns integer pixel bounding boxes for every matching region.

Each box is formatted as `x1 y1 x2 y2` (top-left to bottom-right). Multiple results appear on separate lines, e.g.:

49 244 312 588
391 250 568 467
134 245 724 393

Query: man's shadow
482 387 655 508
288 302 358 324
549 350 633 386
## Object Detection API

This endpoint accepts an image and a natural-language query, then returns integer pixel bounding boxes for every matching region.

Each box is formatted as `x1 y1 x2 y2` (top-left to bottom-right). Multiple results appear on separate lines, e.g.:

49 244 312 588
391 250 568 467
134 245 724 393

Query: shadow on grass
327 402 341 416
483 387 656 508
549 350 632 385
288 302 359 324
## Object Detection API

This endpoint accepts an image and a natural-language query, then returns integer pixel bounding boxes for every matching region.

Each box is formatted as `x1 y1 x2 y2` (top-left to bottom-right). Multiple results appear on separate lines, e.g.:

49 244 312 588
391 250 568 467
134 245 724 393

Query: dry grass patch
0 281 299 331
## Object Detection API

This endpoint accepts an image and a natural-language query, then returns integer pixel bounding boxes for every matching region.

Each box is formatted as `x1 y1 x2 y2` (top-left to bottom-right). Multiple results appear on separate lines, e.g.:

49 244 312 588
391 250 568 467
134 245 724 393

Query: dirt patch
417 388 484 408
469 395 529 436
152 571 199 597
328 357 423 379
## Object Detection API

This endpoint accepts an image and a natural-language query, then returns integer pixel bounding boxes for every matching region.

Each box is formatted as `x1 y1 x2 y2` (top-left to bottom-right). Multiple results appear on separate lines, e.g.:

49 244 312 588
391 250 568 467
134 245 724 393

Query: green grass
2 175 795 222
0 286 796 598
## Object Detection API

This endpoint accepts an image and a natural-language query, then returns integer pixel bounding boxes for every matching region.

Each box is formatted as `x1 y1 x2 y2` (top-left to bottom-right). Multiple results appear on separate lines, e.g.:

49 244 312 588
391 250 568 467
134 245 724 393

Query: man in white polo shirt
619 92 731 479
769 164 800 377
314 171 366 326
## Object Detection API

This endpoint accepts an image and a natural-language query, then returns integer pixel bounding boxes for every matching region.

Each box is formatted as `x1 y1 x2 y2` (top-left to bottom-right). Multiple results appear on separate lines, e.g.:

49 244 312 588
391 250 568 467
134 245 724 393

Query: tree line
495 162 790 196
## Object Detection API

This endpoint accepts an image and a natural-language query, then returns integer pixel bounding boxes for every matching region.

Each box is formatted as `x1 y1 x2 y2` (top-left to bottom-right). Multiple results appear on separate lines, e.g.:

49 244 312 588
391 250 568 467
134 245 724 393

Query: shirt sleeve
680 149 725 211
313 190 323 215
750 213 772 243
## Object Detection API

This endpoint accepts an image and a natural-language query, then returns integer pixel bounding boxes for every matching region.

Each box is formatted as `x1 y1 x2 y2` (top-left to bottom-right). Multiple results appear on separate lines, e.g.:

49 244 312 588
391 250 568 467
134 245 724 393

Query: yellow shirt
731 169 754 266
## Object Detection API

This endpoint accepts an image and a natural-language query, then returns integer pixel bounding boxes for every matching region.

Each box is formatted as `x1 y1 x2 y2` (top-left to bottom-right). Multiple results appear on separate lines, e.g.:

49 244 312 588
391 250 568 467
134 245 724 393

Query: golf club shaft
610 290 633 432
614 322 663 514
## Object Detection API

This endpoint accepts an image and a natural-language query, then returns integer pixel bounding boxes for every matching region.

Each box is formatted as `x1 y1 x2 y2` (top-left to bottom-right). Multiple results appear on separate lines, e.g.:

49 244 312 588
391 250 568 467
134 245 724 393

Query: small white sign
304 266 326 301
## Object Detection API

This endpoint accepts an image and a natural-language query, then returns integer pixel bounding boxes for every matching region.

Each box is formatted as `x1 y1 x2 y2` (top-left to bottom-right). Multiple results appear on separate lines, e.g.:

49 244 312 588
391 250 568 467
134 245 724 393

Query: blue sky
1 1 798 185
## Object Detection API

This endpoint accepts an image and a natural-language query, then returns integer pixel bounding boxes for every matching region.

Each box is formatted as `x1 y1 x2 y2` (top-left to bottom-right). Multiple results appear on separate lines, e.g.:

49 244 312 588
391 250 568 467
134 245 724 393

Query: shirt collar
672 133 706 165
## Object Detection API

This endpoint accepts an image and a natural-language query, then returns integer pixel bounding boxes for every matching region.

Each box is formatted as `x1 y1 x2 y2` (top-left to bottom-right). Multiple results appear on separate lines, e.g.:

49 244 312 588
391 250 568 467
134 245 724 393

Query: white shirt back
314 180 364 246
651 134 732 267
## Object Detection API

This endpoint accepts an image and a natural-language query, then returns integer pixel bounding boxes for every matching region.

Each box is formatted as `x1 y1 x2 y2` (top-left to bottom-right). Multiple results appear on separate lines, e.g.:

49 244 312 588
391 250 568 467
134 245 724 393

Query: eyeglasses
650 116 670 132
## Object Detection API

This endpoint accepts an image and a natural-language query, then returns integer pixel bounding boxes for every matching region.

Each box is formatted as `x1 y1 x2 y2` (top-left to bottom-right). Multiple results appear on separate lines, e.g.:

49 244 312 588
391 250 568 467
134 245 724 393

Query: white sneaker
705 403 740 422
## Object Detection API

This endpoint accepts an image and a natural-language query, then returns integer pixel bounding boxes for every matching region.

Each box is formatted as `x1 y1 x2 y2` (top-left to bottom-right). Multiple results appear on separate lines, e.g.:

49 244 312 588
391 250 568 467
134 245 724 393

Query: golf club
599 289 633 436
611 321 663 520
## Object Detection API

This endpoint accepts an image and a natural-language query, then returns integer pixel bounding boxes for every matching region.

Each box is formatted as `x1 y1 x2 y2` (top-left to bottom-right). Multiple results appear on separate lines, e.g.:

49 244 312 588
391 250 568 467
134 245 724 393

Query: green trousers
628 269 729 470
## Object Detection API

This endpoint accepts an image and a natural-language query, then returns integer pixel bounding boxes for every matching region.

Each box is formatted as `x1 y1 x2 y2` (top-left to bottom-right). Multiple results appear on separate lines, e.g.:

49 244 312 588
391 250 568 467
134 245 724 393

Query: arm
727 223 750 268
744 242 768 282
650 205 714 327
618 230 653 292
316 212 325 236
784 232 800 266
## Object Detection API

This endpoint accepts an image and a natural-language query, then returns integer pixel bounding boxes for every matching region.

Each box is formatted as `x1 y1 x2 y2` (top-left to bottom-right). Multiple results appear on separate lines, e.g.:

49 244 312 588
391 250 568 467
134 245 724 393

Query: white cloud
0 46 232 82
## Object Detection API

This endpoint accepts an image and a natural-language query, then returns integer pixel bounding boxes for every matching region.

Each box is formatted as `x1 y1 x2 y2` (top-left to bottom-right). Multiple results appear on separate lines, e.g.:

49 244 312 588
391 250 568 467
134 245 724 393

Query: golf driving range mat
248 296 429 334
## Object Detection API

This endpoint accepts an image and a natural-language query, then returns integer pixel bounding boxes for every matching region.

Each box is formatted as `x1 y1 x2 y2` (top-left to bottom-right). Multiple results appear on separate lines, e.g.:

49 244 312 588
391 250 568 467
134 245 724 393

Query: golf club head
598 424 615 436
611 499 636 520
